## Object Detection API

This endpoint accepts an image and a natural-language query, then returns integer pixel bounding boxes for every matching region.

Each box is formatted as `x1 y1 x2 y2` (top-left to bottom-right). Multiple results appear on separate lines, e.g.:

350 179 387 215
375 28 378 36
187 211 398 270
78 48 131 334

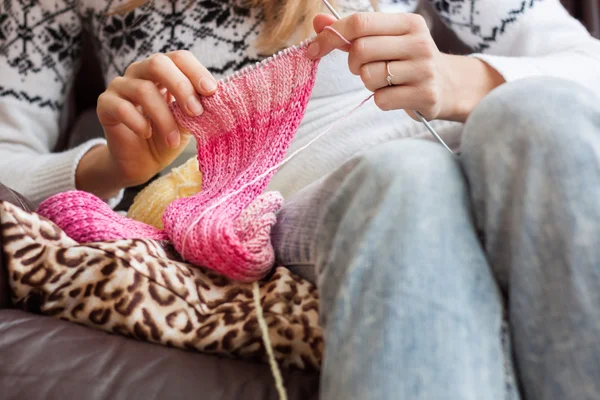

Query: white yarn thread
253 281 288 400
180 94 374 257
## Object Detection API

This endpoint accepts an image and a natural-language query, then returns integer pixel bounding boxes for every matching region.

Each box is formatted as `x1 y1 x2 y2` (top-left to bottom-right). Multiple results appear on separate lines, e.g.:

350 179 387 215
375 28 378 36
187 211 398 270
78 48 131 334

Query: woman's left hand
308 12 504 122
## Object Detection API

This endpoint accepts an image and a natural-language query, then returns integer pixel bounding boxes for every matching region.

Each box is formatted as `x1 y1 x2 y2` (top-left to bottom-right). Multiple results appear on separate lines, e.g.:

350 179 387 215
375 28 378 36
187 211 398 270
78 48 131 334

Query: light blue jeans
272 77 600 400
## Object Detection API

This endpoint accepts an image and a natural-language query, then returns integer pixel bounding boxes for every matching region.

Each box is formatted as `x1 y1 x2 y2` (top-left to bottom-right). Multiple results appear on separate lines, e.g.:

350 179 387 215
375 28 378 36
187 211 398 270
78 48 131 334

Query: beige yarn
127 157 202 229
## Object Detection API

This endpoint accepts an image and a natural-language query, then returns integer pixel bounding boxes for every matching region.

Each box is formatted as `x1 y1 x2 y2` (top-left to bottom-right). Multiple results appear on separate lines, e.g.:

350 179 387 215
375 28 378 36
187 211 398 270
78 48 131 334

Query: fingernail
167 130 180 148
186 96 203 116
307 41 320 59
200 77 218 93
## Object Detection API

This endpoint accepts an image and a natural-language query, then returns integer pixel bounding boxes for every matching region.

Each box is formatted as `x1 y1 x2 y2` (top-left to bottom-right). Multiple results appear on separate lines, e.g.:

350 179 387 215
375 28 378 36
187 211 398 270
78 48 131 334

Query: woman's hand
78 50 218 200
308 13 504 122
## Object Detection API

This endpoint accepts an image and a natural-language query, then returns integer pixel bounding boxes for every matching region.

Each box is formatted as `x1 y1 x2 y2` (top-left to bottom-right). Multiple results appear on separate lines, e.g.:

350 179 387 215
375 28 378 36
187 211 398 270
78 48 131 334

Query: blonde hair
112 0 378 54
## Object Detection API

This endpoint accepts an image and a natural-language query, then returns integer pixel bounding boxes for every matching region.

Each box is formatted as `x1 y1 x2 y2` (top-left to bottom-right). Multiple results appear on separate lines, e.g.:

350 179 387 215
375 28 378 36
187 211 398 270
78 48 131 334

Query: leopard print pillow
0 201 322 370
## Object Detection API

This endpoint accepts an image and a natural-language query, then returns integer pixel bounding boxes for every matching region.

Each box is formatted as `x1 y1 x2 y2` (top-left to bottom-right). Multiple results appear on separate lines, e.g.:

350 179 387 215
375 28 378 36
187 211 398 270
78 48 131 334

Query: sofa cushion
0 309 319 400
0 183 35 309
0 184 35 213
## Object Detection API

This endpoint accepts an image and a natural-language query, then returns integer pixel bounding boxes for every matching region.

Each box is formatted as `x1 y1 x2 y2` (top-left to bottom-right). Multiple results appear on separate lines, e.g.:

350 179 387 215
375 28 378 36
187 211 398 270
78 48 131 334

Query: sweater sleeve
0 1 121 208
428 0 600 95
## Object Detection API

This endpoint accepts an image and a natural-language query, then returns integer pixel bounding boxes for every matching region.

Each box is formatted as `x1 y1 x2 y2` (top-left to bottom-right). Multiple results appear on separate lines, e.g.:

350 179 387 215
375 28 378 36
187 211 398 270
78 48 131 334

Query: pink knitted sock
163 42 319 282
37 190 168 243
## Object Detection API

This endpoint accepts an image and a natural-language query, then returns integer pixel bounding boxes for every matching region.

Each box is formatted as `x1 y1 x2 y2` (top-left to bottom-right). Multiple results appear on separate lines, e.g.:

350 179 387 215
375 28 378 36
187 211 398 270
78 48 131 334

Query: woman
1 0 599 398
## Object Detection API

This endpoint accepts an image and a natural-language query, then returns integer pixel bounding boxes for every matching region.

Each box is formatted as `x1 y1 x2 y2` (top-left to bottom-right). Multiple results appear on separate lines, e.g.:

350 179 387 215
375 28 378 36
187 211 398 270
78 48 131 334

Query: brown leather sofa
563 0 600 37
1 1 598 399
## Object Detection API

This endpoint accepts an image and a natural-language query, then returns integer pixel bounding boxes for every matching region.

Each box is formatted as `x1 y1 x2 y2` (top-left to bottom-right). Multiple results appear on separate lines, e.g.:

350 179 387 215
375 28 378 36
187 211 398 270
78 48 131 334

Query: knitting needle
320 0 456 155
414 112 454 154
322 0 342 19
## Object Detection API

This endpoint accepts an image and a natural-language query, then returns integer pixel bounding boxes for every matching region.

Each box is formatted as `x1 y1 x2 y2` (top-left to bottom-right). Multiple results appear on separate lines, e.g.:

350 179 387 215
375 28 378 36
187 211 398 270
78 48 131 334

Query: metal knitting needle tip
320 0 456 156
321 0 342 19
415 112 456 155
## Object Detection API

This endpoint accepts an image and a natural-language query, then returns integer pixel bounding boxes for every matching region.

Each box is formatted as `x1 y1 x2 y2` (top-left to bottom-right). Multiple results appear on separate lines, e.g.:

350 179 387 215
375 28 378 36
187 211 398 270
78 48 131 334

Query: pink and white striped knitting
164 42 319 281
37 42 320 282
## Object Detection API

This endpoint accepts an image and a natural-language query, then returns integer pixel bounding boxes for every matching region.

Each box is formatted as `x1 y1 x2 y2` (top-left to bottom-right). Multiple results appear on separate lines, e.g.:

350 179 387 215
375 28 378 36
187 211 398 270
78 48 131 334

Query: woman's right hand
78 50 218 199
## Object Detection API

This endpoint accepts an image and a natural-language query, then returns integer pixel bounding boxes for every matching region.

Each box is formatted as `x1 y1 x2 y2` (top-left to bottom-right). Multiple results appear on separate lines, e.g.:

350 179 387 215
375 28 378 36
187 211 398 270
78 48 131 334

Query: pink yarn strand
180 94 374 258
323 26 352 45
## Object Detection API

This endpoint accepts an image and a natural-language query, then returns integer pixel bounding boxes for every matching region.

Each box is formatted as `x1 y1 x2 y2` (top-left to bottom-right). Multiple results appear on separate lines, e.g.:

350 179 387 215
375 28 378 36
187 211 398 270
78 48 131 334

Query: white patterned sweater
0 0 599 205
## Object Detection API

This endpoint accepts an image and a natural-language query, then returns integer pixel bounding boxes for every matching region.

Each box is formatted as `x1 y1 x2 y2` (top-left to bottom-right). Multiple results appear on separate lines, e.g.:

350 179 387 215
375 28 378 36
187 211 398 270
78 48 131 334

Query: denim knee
314 139 465 288
462 77 600 163
352 139 462 194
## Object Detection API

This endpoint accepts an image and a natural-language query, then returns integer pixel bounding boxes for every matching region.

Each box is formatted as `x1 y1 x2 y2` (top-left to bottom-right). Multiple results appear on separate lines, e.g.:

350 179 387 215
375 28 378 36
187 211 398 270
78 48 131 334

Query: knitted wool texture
163 42 319 281
37 42 319 282
127 157 202 229
37 190 169 242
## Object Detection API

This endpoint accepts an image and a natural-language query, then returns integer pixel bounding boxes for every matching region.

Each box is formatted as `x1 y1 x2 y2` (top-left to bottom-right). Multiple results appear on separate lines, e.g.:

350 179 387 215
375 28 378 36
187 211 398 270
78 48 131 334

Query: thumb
313 13 337 34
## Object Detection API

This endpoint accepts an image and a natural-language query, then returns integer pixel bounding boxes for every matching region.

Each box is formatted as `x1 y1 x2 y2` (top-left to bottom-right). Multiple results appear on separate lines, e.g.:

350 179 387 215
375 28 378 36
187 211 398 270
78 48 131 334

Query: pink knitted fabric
163 42 319 281
37 42 319 282
37 190 168 242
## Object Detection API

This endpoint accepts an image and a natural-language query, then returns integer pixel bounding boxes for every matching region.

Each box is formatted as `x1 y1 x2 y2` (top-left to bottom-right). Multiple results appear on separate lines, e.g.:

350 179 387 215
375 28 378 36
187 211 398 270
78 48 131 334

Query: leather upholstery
0 183 35 213
562 0 600 38
0 183 34 309
0 309 319 400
